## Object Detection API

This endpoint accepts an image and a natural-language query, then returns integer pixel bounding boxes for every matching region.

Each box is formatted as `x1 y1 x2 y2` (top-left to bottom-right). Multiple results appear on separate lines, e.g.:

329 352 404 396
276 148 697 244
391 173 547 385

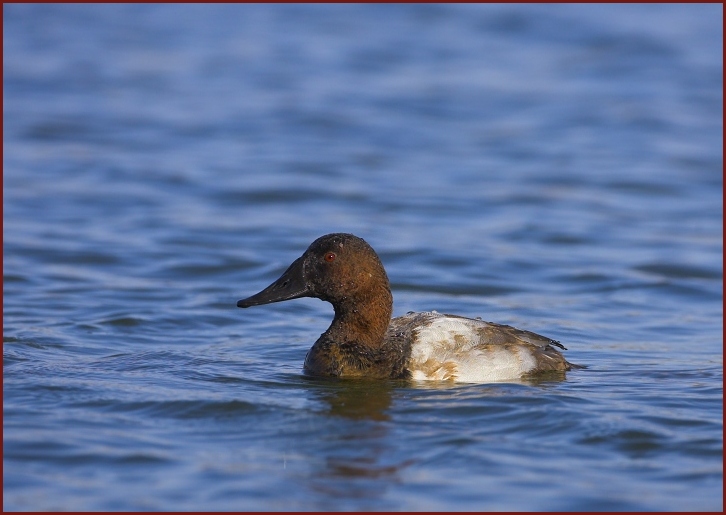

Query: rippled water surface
3 4 723 511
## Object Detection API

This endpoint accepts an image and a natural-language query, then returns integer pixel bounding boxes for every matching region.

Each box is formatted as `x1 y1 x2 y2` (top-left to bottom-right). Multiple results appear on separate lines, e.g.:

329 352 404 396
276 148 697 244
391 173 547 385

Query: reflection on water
316 379 395 421
305 380 414 503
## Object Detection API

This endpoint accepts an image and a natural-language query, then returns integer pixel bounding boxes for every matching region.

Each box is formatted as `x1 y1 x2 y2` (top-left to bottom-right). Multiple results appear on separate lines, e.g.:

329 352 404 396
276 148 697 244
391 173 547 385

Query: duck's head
237 233 391 310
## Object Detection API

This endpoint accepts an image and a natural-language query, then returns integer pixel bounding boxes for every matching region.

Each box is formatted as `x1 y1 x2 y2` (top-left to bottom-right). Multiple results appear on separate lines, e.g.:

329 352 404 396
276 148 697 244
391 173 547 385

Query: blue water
3 3 723 511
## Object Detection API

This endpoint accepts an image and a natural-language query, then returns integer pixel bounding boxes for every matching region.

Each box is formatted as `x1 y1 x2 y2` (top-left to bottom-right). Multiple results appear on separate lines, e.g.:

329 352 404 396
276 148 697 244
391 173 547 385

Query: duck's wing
434 311 567 350
390 311 573 382
473 320 566 350
389 311 564 350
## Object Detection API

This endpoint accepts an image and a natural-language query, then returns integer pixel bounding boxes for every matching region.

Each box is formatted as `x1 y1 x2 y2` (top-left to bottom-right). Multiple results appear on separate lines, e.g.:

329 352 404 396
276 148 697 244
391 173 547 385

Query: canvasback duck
237 233 577 382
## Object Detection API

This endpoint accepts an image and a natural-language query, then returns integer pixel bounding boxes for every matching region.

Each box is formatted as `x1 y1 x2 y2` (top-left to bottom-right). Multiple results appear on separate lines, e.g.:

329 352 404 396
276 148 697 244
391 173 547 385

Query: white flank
408 312 537 383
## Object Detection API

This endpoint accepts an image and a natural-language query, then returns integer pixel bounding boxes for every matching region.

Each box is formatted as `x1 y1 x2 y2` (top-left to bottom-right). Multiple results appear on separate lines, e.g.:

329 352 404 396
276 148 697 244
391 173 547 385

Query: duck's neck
305 282 394 378
326 282 393 348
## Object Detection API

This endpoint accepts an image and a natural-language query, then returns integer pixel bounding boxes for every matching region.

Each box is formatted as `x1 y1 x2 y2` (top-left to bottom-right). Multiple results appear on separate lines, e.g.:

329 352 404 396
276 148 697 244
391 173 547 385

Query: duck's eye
324 252 336 262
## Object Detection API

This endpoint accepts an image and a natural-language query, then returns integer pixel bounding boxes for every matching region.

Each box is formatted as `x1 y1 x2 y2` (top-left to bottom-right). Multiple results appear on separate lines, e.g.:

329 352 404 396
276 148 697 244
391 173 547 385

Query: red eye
324 252 336 262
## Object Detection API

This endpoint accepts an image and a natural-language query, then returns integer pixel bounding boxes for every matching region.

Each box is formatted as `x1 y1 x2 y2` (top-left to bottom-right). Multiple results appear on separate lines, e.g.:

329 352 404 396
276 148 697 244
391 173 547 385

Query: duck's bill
237 257 310 308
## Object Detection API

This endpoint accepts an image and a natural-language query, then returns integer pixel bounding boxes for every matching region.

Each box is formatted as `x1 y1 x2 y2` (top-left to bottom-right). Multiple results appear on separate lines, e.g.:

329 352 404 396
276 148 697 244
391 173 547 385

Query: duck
237 233 577 382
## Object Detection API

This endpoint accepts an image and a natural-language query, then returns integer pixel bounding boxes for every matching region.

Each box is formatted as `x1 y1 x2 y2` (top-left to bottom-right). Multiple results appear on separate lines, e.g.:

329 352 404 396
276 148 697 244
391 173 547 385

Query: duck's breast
392 311 564 382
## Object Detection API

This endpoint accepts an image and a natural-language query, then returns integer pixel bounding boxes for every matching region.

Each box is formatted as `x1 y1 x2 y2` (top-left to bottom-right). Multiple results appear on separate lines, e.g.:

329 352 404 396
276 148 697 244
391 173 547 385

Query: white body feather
404 312 542 382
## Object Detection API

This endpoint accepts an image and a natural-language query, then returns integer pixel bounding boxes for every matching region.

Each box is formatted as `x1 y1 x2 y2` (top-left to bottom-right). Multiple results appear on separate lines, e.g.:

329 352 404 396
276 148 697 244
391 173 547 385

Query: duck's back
387 311 571 382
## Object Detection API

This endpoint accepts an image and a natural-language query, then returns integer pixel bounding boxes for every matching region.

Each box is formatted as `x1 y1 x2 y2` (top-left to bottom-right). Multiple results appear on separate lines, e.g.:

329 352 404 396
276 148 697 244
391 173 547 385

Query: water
3 3 722 511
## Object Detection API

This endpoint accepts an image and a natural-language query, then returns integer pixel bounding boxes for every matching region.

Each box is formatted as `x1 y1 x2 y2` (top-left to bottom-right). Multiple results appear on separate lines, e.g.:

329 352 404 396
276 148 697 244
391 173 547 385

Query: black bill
237 257 310 308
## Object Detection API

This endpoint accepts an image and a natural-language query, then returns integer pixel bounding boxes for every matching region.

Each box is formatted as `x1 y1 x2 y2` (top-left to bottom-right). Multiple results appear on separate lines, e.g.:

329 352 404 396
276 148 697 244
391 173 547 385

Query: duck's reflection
296 375 569 503
303 379 415 500
319 378 397 421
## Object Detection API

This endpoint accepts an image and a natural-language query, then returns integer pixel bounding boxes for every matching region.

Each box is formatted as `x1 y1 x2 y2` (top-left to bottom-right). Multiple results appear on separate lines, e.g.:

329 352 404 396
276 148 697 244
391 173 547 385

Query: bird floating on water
237 233 578 382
